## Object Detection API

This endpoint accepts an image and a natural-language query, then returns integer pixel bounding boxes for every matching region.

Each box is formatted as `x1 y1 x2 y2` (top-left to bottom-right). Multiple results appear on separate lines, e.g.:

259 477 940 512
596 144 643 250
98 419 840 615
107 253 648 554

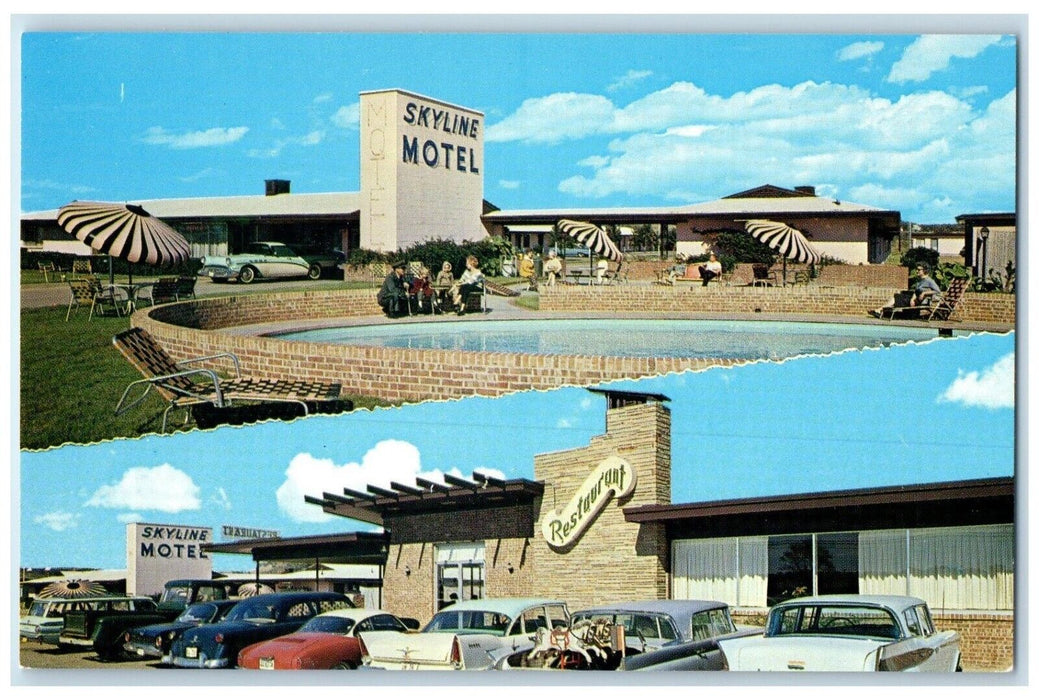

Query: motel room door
436 542 485 611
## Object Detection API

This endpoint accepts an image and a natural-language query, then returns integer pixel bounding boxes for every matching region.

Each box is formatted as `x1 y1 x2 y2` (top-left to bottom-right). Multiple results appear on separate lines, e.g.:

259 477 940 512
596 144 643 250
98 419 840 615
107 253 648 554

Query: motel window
767 535 813 606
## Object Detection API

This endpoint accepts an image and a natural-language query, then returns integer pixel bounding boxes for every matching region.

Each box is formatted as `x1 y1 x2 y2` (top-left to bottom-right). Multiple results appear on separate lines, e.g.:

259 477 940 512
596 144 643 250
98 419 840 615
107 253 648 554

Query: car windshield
178 603 219 624
300 616 355 635
423 610 512 636
770 605 902 640
28 601 57 617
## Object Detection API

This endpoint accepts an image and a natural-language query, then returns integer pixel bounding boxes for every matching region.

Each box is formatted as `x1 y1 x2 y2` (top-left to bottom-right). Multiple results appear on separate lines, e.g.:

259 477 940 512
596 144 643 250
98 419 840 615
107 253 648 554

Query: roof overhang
625 477 1014 538
203 531 389 565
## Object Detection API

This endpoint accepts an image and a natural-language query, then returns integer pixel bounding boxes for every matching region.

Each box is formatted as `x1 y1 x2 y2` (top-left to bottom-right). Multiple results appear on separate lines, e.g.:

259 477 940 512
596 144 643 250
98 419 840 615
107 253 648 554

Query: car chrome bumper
168 653 231 669
199 266 236 281
123 642 162 658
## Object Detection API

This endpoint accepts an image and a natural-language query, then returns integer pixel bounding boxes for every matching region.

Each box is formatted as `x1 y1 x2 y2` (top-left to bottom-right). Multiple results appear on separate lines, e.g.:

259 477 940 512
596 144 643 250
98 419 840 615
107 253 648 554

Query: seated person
518 251 535 281
871 263 942 317
543 250 563 286
595 257 609 284
434 261 455 307
698 253 723 286
376 261 408 318
451 255 485 314
409 265 435 313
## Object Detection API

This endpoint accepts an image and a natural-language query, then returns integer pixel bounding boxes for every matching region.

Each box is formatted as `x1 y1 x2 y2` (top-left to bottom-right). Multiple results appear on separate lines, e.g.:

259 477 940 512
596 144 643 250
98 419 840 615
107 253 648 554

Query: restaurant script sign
541 455 636 549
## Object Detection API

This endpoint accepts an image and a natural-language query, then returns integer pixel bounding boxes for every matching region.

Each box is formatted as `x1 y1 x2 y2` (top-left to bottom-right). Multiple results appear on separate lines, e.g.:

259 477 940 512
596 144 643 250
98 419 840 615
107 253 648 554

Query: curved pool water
275 319 956 361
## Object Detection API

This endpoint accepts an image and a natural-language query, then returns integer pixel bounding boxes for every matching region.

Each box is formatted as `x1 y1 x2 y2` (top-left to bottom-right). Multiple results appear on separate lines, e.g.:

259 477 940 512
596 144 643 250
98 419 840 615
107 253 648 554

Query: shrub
347 248 390 266
699 228 776 265
900 247 940 273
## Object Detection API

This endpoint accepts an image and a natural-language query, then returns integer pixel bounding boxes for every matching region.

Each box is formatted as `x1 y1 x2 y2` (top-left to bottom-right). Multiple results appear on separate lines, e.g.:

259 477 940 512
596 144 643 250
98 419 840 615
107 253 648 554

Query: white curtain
909 524 1014 611
737 536 768 607
859 529 908 596
673 538 738 604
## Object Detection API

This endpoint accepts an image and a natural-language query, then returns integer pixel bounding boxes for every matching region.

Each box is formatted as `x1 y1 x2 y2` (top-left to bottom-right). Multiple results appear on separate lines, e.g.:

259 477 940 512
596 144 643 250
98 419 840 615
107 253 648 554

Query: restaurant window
435 542 485 611
816 532 859 595
767 535 813 606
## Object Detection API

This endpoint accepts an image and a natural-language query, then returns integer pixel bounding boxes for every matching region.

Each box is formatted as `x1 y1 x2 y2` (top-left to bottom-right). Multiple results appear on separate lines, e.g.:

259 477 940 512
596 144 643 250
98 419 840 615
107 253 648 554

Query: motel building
201 389 1014 672
22 89 909 268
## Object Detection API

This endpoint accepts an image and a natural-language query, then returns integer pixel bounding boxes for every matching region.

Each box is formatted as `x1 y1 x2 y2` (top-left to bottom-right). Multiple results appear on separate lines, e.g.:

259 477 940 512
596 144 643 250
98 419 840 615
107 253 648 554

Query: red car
237 608 416 670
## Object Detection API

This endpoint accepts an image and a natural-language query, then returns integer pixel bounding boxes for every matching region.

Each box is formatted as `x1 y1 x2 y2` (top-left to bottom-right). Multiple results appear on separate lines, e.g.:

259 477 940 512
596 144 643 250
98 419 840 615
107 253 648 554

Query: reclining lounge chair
113 327 344 432
881 275 971 321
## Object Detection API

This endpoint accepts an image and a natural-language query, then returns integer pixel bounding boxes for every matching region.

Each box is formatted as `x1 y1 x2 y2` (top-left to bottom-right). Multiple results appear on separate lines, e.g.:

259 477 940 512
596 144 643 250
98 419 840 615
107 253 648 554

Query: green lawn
19 306 387 450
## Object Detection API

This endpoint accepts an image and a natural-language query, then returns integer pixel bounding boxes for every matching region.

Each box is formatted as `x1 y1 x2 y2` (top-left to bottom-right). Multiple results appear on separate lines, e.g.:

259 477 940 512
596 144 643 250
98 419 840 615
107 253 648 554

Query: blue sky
18 28 1017 223
19 331 1015 571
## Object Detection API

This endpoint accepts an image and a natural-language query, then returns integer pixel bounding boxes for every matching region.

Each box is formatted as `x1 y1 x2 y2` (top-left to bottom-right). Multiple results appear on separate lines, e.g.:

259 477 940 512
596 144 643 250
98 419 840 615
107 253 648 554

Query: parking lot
19 640 166 671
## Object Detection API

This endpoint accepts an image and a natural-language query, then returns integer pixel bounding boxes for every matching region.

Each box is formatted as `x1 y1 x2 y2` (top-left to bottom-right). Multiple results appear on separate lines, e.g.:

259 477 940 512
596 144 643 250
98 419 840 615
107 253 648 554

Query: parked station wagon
718 594 961 672
20 597 110 645
199 241 322 284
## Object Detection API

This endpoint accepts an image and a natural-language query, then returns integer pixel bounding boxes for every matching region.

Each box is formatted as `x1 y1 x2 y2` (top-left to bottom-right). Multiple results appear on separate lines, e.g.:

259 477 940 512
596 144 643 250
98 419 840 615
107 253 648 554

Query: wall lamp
404 566 411 576
979 226 990 284
506 563 514 574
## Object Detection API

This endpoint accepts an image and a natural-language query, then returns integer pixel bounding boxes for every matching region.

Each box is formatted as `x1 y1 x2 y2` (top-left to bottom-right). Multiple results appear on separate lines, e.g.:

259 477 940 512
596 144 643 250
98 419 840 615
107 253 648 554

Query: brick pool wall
135 284 1013 404
137 290 744 404
538 285 1016 325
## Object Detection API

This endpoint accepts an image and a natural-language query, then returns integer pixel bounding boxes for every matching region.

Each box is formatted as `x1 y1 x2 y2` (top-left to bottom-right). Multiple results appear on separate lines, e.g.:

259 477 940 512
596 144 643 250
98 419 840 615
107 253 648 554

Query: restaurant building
306 389 1014 670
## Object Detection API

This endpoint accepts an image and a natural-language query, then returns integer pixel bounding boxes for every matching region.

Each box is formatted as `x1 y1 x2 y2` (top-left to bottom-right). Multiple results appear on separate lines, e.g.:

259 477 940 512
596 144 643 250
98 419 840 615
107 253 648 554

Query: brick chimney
265 179 290 196
794 185 816 196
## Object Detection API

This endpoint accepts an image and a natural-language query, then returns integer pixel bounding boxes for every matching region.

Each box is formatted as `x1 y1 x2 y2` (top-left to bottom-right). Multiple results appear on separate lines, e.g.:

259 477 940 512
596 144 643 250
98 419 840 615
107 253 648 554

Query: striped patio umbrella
38 579 108 599
236 582 275 598
744 219 821 284
556 220 623 263
57 201 191 283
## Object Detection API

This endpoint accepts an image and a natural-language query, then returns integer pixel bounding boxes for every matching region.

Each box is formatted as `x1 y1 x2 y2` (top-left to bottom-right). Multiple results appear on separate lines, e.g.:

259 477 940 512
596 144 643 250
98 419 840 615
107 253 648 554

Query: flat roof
204 531 389 564
624 476 1014 524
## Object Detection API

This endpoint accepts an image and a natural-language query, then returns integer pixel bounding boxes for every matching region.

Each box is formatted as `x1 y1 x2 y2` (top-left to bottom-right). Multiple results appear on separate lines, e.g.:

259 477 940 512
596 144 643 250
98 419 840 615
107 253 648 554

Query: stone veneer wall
136 291 743 404
528 402 671 610
729 610 1014 672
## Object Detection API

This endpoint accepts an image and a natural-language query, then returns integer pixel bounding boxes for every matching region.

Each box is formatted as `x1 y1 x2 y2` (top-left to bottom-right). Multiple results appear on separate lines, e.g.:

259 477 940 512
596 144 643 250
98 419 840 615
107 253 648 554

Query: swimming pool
275 319 956 361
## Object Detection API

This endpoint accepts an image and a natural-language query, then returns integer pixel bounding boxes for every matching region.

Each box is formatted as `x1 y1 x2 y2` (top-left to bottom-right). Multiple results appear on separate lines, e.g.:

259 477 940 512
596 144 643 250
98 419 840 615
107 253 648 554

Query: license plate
185 647 198 659
259 657 275 670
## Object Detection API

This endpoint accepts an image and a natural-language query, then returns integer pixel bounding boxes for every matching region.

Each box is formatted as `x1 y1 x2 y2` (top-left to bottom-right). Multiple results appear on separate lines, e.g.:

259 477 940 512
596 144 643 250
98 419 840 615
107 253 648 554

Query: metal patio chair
65 278 124 321
882 275 971 322
112 327 344 432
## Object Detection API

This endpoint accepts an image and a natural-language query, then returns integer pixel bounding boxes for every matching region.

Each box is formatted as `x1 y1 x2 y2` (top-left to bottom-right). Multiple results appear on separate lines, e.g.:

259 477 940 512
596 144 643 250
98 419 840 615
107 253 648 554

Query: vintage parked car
56 595 165 661
492 599 760 670
199 241 323 284
237 608 419 670
155 579 233 615
717 594 962 672
20 597 111 645
293 245 346 280
165 591 353 668
123 600 238 661
359 598 570 671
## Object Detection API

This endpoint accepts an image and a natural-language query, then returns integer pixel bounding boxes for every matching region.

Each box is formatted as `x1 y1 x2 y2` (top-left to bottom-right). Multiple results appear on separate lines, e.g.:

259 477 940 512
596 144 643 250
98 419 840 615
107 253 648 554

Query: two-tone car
56 595 165 661
237 608 418 670
199 241 323 284
20 597 109 645
491 599 760 670
123 600 237 662
717 594 961 672
165 591 353 668
359 598 570 671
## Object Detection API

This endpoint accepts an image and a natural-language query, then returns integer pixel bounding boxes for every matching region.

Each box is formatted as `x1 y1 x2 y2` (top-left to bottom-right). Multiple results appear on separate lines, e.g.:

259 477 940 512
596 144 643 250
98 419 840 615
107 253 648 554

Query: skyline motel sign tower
359 89 486 252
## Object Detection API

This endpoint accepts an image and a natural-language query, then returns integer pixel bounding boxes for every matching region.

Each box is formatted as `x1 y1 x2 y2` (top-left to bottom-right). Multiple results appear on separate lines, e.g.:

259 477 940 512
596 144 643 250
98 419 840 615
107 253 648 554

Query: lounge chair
750 264 779 287
112 327 344 432
137 277 178 306
38 261 57 282
881 276 971 321
71 259 93 278
175 275 197 300
65 278 125 321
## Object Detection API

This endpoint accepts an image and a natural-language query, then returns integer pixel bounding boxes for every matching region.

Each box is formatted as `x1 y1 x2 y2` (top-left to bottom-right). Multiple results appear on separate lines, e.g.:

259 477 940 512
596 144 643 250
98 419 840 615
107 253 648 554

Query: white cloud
178 167 222 183
938 353 1015 409
313 93 333 103
209 488 232 510
888 35 1002 84
608 69 653 92
85 464 201 513
837 41 884 62
498 180 520 189
116 512 143 523
331 103 360 129
300 130 325 146
485 93 615 144
35 511 78 532
556 418 572 428
277 440 489 524
142 126 249 149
